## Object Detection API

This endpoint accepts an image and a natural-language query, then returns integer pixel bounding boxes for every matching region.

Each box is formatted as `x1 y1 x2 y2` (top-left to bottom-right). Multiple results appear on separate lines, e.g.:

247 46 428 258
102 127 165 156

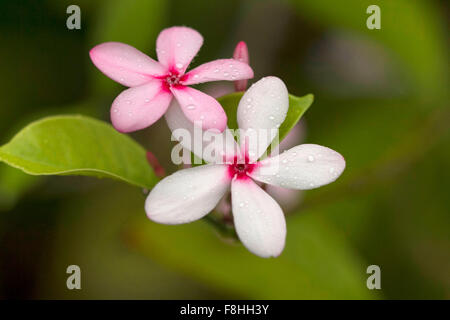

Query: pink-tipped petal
182 59 253 85
145 164 230 224
237 77 289 161
170 86 227 132
250 144 346 190
111 81 172 132
165 101 239 163
89 42 167 87
233 41 250 91
156 26 203 74
231 178 286 258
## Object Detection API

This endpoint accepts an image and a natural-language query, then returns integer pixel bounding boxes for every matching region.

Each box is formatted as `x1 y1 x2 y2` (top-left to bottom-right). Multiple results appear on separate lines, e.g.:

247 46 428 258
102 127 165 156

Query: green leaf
129 210 376 299
218 92 314 147
0 115 157 189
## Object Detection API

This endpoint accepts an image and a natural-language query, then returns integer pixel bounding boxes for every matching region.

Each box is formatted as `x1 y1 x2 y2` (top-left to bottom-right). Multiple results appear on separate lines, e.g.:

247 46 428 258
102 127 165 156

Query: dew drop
269 116 275 120
186 104 196 110
175 63 183 69
307 155 315 162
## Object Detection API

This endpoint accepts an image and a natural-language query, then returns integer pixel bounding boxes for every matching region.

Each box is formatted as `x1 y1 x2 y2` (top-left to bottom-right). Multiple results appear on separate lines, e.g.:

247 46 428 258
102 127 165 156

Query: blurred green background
0 0 448 299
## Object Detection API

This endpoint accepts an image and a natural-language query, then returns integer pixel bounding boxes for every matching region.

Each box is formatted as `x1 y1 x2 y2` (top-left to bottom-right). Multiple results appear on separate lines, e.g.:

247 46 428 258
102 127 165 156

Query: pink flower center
165 73 181 86
227 156 257 180
159 71 187 91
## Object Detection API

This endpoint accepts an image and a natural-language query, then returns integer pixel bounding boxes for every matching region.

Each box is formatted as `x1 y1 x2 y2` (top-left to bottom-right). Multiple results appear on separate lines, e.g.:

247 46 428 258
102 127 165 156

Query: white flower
145 77 345 258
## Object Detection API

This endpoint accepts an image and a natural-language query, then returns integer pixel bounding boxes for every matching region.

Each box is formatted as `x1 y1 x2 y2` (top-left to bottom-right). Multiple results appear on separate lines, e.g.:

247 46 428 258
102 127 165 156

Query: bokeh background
0 0 448 299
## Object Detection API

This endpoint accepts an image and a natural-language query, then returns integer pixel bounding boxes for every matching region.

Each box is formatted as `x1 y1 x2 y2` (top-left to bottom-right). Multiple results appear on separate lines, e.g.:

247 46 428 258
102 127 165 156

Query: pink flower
90 26 254 133
145 77 346 258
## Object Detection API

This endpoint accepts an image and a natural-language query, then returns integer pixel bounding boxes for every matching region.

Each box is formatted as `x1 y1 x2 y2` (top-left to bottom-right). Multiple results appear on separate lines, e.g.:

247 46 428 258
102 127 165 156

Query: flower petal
250 144 346 190
165 101 239 163
182 59 253 85
156 26 203 74
111 81 172 132
233 41 250 91
89 42 167 87
145 164 230 224
237 77 289 161
231 178 286 258
170 86 227 132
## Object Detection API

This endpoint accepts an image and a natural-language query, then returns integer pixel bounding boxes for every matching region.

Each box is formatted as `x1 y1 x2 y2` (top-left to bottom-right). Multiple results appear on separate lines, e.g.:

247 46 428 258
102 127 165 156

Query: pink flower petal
231 178 286 258
165 101 239 163
156 26 203 74
233 41 250 91
145 164 230 224
170 86 227 132
182 59 253 85
90 42 167 87
250 144 346 190
111 81 172 132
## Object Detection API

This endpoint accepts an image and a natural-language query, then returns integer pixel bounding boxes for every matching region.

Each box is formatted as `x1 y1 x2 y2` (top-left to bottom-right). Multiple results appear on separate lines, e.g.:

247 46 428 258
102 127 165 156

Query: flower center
165 73 181 86
227 156 257 180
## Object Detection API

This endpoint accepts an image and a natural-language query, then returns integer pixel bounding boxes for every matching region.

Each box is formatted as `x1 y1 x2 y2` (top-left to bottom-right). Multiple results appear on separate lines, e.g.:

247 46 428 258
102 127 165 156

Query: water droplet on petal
186 104 196 110
176 63 183 69
307 155 315 162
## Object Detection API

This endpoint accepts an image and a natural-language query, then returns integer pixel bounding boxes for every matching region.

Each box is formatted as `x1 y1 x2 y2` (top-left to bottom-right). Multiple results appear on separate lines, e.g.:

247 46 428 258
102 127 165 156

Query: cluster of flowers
90 26 345 258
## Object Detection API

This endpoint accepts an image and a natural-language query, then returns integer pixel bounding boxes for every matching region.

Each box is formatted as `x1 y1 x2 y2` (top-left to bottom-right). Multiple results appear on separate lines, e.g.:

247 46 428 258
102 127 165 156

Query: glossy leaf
0 115 157 189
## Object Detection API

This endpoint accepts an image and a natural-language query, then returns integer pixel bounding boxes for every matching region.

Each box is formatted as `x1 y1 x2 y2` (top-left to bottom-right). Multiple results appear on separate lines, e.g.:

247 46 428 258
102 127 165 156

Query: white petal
231 178 286 258
250 144 346 190
145 164 230 224
237 77 289 161
165 100 239 163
